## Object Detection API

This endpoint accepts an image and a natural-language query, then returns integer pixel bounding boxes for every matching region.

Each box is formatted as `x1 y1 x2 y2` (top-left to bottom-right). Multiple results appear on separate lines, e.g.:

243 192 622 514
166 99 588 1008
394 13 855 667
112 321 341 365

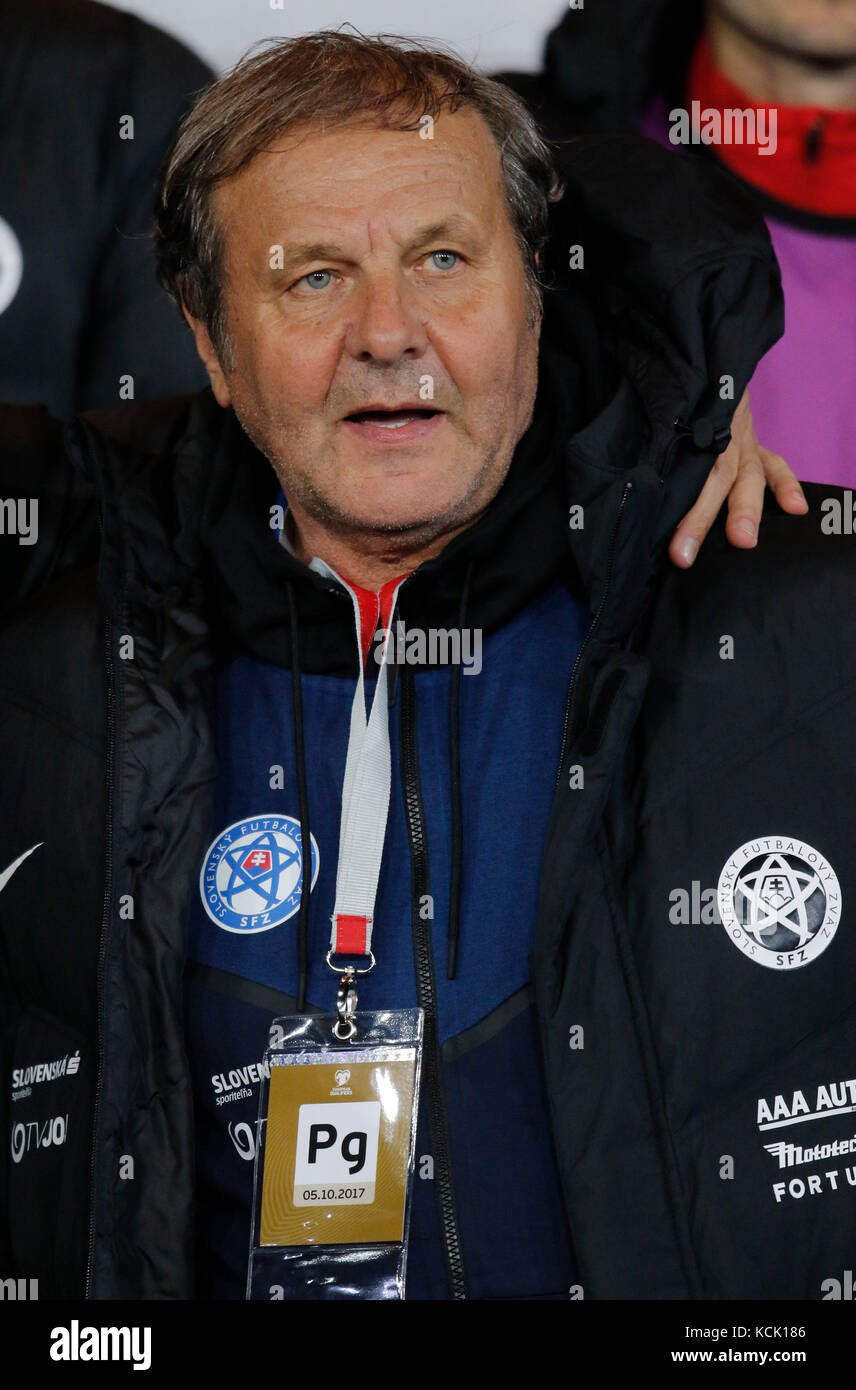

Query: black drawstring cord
446 559 474 980
287 582 311 1012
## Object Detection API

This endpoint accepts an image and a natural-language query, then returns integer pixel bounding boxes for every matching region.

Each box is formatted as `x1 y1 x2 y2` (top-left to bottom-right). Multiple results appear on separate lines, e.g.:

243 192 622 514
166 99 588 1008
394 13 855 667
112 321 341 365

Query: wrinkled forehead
211 105 511 254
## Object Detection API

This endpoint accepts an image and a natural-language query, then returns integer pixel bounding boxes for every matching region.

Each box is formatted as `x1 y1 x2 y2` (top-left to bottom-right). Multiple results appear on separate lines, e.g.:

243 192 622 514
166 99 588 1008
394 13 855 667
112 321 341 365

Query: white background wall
115 0 565 76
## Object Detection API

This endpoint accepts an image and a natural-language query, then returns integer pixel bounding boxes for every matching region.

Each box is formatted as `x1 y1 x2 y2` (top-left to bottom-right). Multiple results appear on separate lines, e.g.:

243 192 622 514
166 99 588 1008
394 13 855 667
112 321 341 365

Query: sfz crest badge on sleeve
717 837 841 970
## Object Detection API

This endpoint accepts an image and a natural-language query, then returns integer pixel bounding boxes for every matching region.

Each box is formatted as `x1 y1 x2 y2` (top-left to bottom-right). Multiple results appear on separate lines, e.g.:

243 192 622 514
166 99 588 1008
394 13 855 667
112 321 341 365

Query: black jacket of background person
496 0 706 141
2 135 855 1301
0 0 211 417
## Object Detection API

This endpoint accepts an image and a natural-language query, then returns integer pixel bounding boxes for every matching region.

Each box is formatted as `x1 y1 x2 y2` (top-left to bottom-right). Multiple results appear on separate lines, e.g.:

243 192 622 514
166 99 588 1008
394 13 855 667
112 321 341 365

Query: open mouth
344 408 441 429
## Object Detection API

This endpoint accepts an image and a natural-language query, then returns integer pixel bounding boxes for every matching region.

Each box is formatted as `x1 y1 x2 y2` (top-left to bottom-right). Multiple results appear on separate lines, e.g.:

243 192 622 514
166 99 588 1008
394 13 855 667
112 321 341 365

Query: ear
182 306 232 407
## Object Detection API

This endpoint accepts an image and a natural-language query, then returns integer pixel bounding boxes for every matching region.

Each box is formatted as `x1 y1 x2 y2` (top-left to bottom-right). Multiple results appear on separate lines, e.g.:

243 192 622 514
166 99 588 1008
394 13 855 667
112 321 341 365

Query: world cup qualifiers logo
717 837 841 970
200 814 319 933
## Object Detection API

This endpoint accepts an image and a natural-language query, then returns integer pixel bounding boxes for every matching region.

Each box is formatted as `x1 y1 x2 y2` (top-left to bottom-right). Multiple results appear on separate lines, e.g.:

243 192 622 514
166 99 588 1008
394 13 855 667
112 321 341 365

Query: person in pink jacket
500 0 856 558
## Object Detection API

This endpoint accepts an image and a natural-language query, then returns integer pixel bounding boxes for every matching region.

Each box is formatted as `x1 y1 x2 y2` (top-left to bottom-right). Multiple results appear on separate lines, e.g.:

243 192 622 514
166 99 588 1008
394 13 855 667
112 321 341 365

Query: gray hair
154 29 564 364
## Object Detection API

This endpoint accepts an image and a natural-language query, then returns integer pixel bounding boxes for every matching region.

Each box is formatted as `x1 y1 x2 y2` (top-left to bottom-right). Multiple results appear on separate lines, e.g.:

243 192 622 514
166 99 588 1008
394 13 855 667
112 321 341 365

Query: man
1 32 852 1301
0 0 211 414
499 0 856 505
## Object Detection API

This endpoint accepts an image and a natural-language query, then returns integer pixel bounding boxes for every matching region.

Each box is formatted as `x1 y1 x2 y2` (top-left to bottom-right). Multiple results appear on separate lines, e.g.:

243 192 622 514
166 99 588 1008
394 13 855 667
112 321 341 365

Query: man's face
710 0 856 61
196 106 541 551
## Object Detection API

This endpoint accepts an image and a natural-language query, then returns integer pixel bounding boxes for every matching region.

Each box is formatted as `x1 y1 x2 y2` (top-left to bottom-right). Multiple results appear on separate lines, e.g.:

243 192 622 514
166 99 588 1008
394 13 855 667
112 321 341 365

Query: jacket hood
538 0 703 132
68 131 782 671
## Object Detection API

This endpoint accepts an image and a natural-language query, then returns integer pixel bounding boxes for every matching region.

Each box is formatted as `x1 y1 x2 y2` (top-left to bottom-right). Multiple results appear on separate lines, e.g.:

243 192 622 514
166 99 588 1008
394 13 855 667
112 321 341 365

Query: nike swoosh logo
0 843 43 893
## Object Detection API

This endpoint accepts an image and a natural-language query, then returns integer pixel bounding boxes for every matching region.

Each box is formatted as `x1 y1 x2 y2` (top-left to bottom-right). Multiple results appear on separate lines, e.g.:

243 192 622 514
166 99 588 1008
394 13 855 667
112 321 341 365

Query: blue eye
301 269 333 289
429 250 458 270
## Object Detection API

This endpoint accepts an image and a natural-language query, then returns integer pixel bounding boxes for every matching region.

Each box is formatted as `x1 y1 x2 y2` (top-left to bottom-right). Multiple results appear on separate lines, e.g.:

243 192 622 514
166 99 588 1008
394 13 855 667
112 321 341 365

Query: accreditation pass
260 1047 418 1246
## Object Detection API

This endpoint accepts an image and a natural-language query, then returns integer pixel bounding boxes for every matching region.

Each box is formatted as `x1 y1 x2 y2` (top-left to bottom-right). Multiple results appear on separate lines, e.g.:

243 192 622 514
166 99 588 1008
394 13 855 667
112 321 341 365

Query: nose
346 269 428 363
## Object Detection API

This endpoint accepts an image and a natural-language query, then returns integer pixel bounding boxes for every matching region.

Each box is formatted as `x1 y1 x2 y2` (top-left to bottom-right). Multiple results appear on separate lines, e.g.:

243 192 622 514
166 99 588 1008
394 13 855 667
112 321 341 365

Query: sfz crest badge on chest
717 836 841 970
199 814 319 933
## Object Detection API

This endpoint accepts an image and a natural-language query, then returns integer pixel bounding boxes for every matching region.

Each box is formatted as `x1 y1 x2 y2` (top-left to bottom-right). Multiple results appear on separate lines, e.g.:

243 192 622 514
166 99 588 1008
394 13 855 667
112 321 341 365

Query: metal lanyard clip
333 967 358 1041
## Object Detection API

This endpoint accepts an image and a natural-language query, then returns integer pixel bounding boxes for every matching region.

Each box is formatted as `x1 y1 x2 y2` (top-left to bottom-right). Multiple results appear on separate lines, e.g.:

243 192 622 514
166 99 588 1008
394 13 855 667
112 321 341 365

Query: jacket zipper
399 668 468 1300
554 479 633 791
84 613 117 1298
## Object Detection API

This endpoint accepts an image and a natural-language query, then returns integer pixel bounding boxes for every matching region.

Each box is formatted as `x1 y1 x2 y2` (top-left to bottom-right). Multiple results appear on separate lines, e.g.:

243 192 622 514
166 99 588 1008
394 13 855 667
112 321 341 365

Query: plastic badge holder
247 1009 423 1300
